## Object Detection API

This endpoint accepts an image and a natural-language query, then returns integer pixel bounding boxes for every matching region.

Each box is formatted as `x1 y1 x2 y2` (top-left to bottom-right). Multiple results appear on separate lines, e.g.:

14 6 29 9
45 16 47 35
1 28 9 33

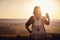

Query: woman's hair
33 6 40 14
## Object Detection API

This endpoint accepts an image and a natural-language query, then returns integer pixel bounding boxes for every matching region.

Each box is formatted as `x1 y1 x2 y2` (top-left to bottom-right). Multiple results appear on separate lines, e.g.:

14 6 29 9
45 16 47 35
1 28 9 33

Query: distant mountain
0 19 60 35
0 19 60 23
0 19 27 23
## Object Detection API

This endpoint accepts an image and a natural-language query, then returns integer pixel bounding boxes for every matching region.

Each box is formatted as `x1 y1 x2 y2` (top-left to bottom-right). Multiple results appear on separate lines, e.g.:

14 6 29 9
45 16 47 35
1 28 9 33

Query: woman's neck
35 16 41 20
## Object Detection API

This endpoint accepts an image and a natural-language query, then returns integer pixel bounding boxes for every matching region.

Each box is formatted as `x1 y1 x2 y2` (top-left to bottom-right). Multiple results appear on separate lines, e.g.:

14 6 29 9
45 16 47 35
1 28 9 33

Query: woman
25 6 50 40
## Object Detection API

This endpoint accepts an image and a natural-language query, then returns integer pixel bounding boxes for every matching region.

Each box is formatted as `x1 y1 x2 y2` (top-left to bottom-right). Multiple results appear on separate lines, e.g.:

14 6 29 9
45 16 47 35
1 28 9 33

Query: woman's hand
25 26 32 34
46 13 49 19
42 13 50 25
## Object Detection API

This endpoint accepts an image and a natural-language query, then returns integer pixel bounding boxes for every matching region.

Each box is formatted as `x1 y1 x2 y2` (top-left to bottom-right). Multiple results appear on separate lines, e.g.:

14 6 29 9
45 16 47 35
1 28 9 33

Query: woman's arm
25 16 33 33
41 13 50 25
44 13 50 25
44 17 50 25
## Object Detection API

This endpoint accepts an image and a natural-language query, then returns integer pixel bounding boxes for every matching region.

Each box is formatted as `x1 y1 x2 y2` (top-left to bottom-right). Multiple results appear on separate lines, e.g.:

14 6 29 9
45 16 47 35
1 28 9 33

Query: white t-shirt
31 16 45 39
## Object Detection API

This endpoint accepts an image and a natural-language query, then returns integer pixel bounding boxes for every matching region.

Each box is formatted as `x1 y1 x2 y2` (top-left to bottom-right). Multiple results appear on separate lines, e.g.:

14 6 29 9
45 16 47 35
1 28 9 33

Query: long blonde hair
33 6 41 14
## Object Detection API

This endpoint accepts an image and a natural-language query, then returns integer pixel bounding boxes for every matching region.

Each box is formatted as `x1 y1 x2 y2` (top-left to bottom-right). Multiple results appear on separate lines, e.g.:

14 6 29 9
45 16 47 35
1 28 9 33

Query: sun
30 0 56 17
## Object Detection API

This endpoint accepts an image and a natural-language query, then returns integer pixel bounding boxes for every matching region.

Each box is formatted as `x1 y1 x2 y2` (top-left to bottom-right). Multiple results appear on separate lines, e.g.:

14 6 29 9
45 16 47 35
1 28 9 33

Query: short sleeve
25 16 34 27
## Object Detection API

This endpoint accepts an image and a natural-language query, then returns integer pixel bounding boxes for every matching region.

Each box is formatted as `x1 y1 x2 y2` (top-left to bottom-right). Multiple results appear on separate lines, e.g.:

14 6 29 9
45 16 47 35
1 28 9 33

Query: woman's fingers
46 13 49 18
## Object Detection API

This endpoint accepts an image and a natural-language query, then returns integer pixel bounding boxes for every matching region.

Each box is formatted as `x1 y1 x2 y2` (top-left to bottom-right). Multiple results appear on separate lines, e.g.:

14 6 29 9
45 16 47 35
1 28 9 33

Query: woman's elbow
25 24 27 28
25 23 29 29
46 22 50 25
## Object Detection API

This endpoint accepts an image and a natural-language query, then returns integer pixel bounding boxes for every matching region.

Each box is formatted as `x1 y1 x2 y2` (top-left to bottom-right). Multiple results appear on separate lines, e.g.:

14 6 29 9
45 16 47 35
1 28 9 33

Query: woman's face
34 8 41 20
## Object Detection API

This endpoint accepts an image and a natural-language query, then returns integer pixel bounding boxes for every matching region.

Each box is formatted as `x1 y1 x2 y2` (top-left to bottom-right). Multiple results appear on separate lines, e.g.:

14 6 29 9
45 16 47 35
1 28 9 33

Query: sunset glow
0 0 60 19
29 0 57 17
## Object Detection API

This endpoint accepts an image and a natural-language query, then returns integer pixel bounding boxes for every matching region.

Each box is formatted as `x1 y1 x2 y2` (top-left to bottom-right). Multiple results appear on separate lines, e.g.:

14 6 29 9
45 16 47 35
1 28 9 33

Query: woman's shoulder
30 16 34 18
30 16 34 20
29 16 34 23
41 16 45 19
40 16 46 22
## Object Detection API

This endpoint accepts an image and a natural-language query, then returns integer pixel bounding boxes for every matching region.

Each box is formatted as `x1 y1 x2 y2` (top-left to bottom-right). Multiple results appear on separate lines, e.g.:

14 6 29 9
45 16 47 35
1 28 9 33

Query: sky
0 0 60 19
